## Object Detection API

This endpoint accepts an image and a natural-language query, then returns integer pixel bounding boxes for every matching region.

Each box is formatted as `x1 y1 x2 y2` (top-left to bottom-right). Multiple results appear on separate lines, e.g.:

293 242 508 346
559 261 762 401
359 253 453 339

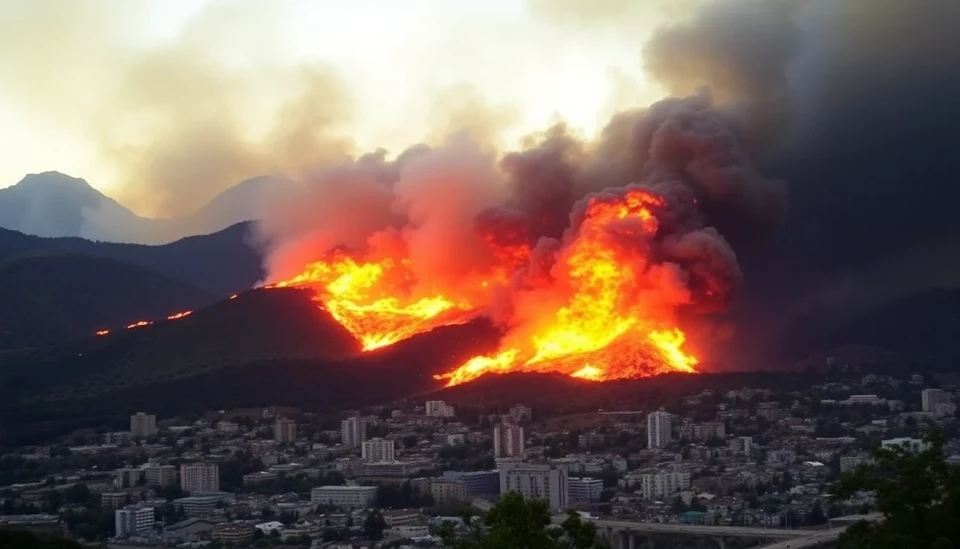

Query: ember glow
166 310 193 321
95 329 110 336
125 320 152 329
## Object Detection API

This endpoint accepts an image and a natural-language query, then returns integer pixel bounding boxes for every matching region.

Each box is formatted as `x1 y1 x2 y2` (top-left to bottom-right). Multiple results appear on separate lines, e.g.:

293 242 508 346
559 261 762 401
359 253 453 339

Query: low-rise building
211 523 256 545
568 477 604 503
430 479 467 505
310 485 378 509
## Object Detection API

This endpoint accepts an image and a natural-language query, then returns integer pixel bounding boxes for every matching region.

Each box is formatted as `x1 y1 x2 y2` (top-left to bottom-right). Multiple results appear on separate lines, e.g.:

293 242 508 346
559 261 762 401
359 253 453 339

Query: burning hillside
261 94 786 385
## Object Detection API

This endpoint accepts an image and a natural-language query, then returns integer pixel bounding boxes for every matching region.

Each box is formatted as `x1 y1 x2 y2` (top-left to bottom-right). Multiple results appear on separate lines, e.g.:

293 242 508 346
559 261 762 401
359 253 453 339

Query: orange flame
279 187 700 384
166 310 193 320
229 294 238 300
95 329 110 336
275 252 478 350
125 320 153 329
436 189 698 385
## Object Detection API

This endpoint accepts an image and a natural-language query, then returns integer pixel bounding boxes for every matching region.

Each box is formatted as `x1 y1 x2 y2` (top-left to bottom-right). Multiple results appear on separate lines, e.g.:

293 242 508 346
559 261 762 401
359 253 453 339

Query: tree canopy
438 491 608 549
832 429 960 548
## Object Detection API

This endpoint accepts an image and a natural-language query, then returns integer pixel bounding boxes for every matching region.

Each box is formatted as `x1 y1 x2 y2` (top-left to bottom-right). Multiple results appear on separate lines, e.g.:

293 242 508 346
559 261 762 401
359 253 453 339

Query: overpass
551 512 882 549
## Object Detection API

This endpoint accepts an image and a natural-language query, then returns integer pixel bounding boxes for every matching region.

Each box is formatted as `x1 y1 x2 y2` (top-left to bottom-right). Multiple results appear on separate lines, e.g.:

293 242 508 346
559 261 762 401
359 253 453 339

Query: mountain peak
15 171 99 193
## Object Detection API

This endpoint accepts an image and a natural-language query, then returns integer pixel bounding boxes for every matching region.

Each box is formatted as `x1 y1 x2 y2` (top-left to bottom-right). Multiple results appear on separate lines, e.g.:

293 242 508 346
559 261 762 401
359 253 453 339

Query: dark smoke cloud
638 0 960 360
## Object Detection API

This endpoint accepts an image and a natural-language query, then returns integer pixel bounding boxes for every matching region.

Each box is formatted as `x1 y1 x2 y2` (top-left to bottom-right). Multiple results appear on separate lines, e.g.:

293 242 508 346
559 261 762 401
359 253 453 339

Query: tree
364 510 387 540
832 429 960 548
437 491 608 549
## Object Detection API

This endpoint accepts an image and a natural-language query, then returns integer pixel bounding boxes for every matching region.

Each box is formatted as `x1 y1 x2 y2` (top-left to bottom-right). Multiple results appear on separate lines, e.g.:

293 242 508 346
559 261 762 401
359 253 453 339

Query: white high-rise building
637 472 691 499
425 400 455 417
180 463 220 493
341 416 367 448
115 506 154 537
647 410 672 449
361 438 396 462
922 389 950 413
500 464 569 512
130 412 157 439
493 422 525 458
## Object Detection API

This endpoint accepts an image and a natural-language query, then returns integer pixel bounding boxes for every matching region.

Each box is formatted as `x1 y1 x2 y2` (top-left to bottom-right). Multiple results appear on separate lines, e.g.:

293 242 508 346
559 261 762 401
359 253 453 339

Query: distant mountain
0 172 145 240
0 222 263 296
0 171 289 244
0 252 217 349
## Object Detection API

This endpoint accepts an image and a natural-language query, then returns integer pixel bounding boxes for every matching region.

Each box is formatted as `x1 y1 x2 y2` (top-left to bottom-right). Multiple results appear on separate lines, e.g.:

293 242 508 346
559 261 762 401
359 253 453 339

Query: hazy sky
0 0 696 215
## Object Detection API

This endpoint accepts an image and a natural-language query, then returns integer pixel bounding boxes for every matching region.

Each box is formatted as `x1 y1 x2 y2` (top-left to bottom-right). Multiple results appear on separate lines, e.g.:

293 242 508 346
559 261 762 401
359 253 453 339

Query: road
587 519 806 539
757 514 883 548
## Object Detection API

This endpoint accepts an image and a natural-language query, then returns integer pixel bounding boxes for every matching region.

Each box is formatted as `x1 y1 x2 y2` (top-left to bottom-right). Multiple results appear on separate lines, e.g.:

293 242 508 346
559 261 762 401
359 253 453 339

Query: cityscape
2 368 957 547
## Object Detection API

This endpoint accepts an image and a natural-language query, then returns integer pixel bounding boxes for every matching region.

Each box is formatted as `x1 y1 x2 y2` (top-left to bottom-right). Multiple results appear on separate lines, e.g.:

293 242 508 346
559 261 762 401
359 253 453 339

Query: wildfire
166 310 193 320
274 251 478 350
95 329 110 336
276 186 701 385
435 188 699 386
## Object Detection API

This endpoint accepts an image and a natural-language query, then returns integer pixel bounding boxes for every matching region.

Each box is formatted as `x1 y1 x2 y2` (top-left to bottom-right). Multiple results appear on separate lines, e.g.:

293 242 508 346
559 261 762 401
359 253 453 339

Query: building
882 437 928 452
143 464 177 487
174 493 232 517
430 479 467 505
500 464 569 512
756 402 783 422
647 410 672 449
493 422 525 458
679 422 725 442
442 470 500 497
130 412 157 438
361 438 396 462
115 467 143 489
922 388 953 414
310 485 378 509
728 436 753 455
509 404 533 422
211 523 256 545
115 506 154 537
216 421 239 434
101 492 129 511
180 463 220 493
362 461 414 477
426 400 455 417
840 455 872 473
0 515 63 536
341 416 367 448
104 431 132 445
274 417 297 443
636 472 691 499
568 477 604 503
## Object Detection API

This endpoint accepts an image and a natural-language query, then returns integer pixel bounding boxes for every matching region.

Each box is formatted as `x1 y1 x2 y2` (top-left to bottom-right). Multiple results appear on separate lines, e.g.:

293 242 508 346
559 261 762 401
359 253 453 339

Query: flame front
435 189 699 386
276 187 701 384
274 252 477 350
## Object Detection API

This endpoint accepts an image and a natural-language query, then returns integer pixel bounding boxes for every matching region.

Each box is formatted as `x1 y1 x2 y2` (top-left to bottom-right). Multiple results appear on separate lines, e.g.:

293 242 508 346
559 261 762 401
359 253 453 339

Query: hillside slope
0 288 364 401
0 253 217 349
0 222 262 296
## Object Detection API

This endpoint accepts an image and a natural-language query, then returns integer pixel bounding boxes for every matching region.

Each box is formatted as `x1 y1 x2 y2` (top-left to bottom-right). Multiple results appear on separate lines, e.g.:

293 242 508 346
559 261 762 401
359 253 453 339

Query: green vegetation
438 492 608 549
832 430 960 548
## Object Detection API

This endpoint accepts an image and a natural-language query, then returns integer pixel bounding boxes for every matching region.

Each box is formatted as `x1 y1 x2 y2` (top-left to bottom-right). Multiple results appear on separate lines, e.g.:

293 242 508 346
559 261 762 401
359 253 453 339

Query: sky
0 0 695 216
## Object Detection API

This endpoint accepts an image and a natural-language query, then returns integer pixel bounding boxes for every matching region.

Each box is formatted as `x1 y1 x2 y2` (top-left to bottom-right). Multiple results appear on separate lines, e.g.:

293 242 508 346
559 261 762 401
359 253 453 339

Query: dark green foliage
832 430 960 548
437 492 608 549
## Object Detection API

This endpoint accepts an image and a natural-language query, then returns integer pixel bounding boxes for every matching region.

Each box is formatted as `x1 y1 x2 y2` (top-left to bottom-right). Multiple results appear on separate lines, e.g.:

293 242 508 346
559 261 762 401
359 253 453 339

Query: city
2 368 957 548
